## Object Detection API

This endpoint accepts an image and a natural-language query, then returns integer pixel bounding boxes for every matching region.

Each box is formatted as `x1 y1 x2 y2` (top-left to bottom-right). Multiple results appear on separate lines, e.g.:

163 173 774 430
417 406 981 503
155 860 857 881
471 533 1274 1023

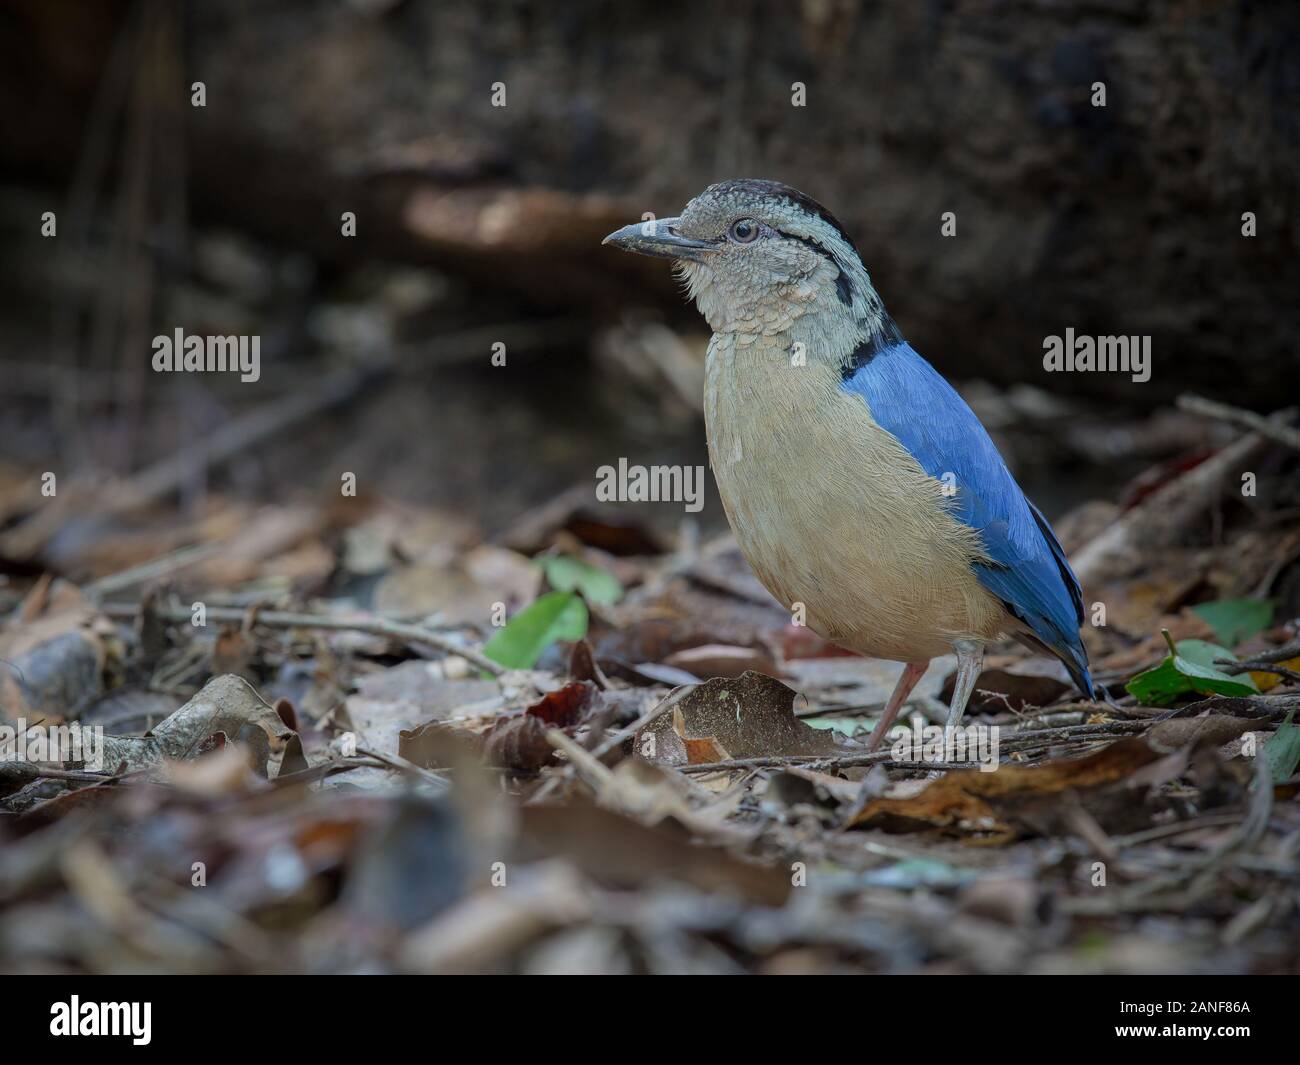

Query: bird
603 179 1095 751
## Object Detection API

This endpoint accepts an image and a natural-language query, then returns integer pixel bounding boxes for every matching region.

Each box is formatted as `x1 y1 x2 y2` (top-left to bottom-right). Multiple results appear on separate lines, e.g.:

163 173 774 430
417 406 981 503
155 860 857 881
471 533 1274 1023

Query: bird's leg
945 639 985 734
867 660 930 752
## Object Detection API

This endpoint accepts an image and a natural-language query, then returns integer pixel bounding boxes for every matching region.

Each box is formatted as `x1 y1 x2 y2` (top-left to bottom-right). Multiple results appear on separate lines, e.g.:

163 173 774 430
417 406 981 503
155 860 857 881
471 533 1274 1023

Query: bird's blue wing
841 341 1093 695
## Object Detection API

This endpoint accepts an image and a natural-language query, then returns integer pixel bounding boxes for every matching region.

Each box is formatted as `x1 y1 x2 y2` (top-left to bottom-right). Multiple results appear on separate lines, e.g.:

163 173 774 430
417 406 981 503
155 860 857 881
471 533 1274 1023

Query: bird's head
603 179 885 340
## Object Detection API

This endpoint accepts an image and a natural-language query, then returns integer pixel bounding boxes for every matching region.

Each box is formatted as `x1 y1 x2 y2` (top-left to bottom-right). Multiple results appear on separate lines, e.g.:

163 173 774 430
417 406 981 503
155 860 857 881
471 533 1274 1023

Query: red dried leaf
525 680 598 728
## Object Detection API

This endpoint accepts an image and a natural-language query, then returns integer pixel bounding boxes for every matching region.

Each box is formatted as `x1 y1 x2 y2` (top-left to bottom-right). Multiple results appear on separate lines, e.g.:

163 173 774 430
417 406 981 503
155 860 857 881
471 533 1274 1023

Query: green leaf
1175 639 1244 671
1125 633 1259 707
536 555 623 606
1190 598 1274 647
1265 710 1300 783
482 591 588 671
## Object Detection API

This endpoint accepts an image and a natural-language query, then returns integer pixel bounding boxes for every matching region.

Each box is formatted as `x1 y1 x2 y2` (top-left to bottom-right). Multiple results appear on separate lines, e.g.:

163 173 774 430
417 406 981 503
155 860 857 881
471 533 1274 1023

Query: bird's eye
728 218 761 244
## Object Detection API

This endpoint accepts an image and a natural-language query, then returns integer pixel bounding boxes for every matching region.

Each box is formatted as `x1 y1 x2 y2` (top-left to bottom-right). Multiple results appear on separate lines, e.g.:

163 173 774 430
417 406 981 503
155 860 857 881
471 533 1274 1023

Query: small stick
543 729 616 792
1072 428 1269 584
101 601 505 677
1233 640 1300 665
527 683 693 803
1177 394 1300 453
0 762 124 788
589 683 694 761
84 542 221 598
677 719 1153 774
354 745 449 787
1217 658 1300 686
1214 640 1300 686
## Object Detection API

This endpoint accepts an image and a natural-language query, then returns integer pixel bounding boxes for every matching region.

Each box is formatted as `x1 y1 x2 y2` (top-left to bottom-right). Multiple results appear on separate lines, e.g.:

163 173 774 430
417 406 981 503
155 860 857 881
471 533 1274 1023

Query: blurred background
1 0 1297 565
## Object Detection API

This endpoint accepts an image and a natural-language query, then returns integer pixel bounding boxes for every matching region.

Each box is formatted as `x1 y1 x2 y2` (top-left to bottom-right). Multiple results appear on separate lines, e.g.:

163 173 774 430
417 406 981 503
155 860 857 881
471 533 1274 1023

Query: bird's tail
1014 630 1095 702
1061 653 1096 703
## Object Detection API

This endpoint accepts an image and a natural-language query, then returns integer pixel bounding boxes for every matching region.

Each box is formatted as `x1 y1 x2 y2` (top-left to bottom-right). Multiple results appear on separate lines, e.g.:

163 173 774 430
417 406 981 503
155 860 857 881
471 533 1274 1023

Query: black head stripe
710 179 860 255
783 233 857 308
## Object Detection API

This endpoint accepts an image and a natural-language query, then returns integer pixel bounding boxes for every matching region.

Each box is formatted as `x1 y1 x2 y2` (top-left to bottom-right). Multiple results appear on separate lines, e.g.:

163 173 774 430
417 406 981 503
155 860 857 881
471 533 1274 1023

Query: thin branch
1177 393 1300 452
527 683 693 803
84 542 221 598
678 719 1154 774
101 601 505 677
1217 659 1300 686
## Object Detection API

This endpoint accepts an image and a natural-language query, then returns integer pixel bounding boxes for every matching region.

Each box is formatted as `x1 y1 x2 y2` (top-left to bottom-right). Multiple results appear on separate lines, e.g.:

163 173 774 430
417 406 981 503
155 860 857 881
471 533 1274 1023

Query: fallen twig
526 683 693 803
0 762 124 790
354 745 450 788
1178 393 1300 453
84 542 222 598
1215 640 1300 686
678 719 1154 774
1072 429 1270 584
101 601 505 677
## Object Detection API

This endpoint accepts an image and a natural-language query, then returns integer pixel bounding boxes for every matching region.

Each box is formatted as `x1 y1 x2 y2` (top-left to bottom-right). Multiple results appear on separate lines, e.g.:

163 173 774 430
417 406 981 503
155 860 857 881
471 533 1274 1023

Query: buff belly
703 332 1011 663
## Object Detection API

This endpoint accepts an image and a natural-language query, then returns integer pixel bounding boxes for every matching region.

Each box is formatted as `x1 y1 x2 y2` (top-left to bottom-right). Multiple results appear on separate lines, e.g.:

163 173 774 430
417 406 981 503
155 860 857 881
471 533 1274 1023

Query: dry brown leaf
1146 713 1256 752
93 673 294 776
677 720 733 765
640 671 841 767
847 738 1163 841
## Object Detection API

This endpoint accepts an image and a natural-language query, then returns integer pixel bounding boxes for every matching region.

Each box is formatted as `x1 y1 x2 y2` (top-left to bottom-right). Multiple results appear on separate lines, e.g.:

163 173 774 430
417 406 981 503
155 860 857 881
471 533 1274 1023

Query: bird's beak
602 217 713 262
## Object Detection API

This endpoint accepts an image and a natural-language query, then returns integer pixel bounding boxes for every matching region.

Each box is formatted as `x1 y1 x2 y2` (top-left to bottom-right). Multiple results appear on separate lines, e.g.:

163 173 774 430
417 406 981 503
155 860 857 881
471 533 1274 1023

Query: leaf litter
1 424 1299 974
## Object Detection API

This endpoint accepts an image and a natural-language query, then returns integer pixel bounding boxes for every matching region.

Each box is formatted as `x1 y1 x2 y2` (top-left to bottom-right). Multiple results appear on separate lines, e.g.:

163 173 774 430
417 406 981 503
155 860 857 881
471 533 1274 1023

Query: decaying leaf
93 673 296 777
567 640 609 689
1146 713 1257 753
397 679 606 773
346 667 500 757
639 671 842 766
847 738 1165 841
162 741 261 796
399 721 486 769
677 722 732 765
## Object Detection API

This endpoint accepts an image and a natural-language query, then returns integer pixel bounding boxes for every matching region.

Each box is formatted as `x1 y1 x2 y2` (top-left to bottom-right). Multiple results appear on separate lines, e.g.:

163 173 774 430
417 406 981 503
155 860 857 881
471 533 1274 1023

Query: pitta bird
604 180 1094 749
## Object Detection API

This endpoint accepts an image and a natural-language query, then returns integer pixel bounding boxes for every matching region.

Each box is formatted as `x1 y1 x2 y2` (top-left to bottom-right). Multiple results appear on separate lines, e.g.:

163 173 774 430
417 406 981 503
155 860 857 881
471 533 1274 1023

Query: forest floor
1 387 1298 975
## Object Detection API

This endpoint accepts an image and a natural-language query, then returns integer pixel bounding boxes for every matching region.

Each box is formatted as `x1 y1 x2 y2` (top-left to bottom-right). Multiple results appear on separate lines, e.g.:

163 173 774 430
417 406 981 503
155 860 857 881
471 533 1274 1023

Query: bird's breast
703 331 1006 661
